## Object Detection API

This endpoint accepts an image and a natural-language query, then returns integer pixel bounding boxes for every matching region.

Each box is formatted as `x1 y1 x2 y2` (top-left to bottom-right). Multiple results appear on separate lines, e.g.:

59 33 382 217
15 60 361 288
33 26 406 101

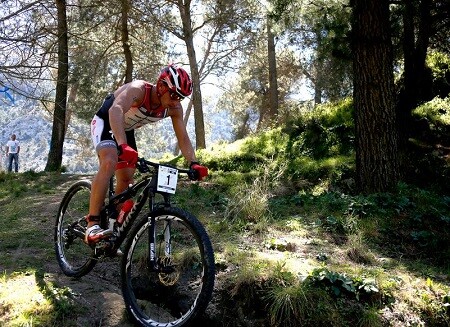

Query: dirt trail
47 262 133 326
42 175 135 327
42 175 223 327
8 174 328 326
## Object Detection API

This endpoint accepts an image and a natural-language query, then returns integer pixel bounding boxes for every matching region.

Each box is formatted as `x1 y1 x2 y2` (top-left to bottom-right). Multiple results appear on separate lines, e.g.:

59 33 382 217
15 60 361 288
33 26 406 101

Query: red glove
118 144 138 165
190 162 208 181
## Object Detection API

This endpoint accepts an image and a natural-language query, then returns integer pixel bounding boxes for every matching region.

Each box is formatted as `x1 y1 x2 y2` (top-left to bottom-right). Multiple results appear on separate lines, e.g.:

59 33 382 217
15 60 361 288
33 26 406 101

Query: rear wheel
54 180 97 277
121 207 215 327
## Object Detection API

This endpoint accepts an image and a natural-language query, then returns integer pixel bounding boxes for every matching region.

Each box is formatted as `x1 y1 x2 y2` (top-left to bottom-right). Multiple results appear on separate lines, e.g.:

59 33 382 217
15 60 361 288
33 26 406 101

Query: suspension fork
147 191 173 270
164 220 172 256
148 190 158 269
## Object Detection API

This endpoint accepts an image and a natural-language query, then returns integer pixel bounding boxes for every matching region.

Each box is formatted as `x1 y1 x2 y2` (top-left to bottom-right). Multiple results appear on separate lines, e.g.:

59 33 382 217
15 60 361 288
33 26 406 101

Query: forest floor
1 172 449 327
1 173 334 326
1 174 134 326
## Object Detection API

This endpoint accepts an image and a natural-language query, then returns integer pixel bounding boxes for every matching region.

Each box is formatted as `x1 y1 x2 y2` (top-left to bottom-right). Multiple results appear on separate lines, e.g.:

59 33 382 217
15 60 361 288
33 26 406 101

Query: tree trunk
45 0 68 172
352 0 399 193
179 0 206 149
64 81 78 137
267 18 279 123
121 0 133 84
396 0 434 174
314 82 322 105
397 0 432 138
313 59 324 105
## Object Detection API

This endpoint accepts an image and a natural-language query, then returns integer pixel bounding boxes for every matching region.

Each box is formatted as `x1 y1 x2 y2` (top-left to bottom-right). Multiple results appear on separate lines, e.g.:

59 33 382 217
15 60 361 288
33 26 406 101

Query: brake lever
136 158 150 173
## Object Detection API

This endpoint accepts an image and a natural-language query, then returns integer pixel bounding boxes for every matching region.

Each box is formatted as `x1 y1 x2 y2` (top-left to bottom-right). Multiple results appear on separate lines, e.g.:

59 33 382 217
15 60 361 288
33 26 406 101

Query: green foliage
308 268 382 303
318 214 358 235
313 98 355 129
0 270 81 327
224 163 285 227
288 155 354 190
295 191 364 235
217 36 304 136
265 283 310 327
263 263 388 327
426 51 450 98
200 129 289 173
357 307 384 327
0 173 28 198
282 98 355 185
409 97 450 193
269 261 297 285
204 98 356 194
427 51 450 80
413 96 450 126
270 0 353 102
284 98 354 141
281 181 450 273
264 274 342 327
0 171 61 199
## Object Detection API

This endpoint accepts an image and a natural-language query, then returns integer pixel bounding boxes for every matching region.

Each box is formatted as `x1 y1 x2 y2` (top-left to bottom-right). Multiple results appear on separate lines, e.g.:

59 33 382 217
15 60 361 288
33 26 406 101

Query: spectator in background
6 134 20 173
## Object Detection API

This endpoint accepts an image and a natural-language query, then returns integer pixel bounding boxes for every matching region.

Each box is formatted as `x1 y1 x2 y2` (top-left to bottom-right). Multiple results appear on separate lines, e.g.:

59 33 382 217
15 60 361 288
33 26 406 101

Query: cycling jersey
95 83 169 130
91 83 169 153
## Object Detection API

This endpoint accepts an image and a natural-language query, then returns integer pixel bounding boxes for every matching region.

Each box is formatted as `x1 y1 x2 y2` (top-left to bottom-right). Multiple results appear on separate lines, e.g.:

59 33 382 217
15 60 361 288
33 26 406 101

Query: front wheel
121 207 215 327
54 180 97 277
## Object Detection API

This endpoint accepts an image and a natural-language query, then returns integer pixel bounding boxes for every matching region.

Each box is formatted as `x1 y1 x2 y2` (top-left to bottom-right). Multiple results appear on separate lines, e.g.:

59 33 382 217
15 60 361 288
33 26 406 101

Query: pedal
94 240 110 256
94 239 121 258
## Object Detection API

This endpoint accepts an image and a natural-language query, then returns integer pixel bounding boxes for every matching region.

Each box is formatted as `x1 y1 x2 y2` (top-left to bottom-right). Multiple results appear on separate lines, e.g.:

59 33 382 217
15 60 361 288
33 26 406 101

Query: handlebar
135 157 199 181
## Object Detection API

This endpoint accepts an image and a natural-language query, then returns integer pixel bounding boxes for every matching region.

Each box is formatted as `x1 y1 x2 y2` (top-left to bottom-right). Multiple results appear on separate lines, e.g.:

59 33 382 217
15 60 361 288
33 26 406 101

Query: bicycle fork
148 216 173 272
146 186 175 277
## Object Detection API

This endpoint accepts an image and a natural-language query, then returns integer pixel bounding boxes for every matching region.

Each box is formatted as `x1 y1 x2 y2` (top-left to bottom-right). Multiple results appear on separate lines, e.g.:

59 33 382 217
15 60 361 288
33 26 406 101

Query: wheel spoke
54 181 97 277
121 208 215 327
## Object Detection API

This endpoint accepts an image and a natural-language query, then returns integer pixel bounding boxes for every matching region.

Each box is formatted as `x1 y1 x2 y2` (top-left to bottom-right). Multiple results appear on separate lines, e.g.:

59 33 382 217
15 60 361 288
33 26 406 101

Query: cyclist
86 65 208 244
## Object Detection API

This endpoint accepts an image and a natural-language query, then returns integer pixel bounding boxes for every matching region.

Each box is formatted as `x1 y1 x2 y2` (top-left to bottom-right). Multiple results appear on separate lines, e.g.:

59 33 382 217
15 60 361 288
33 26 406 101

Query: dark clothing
8 153 18 172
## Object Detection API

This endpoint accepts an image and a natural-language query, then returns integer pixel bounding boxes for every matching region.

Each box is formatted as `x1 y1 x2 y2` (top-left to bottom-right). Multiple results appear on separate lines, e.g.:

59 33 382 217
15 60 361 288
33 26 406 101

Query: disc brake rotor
158 256 180 286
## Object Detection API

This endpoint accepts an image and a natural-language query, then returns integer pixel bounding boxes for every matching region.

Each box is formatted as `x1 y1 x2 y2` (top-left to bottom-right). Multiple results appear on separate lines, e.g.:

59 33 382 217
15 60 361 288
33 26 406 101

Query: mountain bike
54 158 215 327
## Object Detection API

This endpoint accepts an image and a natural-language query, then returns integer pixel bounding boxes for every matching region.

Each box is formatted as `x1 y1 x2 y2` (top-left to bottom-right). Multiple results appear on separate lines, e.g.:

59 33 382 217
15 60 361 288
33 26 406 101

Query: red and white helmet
158 65 193 98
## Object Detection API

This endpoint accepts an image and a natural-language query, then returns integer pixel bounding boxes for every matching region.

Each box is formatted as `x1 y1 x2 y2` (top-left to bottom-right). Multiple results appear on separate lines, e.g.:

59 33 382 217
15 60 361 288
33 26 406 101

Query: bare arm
170 106 197 164
108 106 128 145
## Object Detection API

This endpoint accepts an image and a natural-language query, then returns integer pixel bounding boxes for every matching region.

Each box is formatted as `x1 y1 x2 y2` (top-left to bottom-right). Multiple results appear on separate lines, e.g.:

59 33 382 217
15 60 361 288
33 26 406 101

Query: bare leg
88 147 117 228
115 167 136 194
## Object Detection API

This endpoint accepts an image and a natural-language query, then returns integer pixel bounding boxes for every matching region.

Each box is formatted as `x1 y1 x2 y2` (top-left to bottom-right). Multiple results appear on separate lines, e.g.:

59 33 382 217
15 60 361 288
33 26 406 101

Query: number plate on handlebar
157 165 179 194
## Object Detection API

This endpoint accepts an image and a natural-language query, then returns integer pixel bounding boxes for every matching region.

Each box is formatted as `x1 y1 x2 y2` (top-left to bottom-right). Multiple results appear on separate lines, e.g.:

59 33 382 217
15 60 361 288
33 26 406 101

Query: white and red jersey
96 82 169 131
123 82 169 130
91 83 171 152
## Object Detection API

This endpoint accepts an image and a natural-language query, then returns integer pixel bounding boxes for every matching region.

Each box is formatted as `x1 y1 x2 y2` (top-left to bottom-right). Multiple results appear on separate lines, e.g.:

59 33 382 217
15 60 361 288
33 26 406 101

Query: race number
157 165 179 194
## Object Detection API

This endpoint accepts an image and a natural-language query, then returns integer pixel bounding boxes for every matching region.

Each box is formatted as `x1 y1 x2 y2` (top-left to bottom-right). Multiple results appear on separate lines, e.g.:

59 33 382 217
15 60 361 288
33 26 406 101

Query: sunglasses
169 90 184 101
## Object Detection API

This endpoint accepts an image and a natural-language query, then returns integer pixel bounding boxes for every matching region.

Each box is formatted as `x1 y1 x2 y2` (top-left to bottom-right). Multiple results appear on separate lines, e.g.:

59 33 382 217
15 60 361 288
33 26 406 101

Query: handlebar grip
188 169 199 181
136 157 195 178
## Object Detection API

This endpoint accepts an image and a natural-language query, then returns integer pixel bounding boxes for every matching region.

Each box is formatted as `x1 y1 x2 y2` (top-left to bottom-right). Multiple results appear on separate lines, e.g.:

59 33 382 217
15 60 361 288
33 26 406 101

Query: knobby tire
54 180 97 277
121 207 215 327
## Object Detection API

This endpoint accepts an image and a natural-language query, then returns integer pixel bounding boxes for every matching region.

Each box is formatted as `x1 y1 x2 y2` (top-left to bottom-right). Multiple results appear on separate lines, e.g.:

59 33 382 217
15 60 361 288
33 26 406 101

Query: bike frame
99 160 189 273
56 158 214 326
